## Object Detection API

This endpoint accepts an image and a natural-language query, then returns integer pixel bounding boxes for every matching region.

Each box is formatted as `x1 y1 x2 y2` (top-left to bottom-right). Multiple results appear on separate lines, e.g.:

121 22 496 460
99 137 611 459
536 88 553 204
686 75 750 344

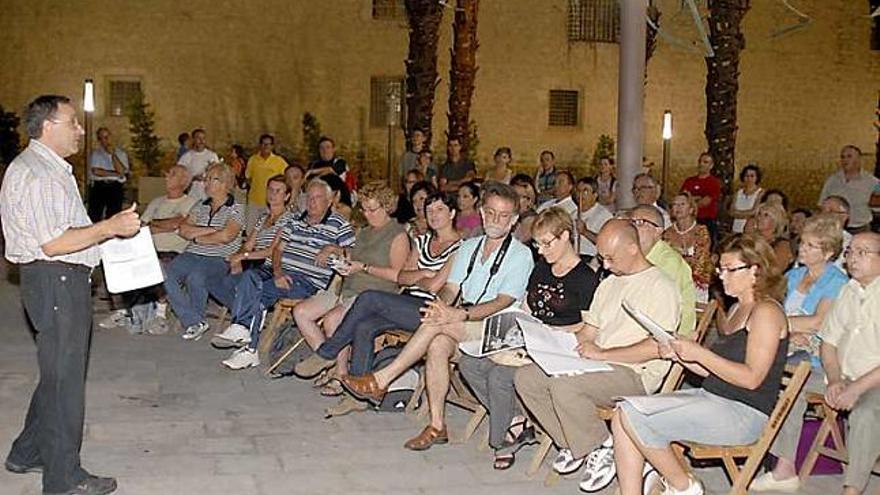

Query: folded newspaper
621 300 676 345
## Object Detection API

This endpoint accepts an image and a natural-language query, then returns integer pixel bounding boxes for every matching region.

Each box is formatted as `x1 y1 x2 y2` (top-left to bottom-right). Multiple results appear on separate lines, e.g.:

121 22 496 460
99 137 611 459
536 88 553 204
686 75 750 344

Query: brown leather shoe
404 425 448 451
341 373 387 403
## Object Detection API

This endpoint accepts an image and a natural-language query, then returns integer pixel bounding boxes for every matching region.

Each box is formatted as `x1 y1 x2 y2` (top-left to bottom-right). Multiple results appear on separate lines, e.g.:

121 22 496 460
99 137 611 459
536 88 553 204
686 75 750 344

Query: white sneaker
181 321 210 341
749 472 800 493
98 309 129 329
222 348 260 370
579 436 616 492
660 476 703 495
552 448 586 475
215 323 252 345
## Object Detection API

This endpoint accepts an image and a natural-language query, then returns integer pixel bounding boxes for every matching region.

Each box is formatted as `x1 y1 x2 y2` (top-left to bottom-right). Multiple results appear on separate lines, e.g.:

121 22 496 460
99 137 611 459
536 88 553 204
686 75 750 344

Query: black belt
23 260 93 274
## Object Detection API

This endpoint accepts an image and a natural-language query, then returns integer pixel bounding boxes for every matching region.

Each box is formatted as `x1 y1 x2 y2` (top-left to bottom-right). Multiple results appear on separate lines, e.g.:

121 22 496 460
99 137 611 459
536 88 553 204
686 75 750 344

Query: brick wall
0 0 877 208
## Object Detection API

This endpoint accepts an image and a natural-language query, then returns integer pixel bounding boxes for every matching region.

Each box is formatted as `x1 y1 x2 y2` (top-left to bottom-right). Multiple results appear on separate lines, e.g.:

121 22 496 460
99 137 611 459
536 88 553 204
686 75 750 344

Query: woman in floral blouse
663 191 712 302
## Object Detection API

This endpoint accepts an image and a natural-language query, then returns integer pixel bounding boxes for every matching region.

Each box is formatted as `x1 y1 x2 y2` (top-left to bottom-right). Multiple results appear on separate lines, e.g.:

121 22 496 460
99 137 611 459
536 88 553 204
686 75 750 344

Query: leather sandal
341 373 387 404
404 425 448 451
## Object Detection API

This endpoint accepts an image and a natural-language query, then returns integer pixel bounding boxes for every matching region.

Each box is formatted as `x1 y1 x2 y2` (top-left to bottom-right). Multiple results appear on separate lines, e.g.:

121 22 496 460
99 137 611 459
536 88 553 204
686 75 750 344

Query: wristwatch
243 252 250 259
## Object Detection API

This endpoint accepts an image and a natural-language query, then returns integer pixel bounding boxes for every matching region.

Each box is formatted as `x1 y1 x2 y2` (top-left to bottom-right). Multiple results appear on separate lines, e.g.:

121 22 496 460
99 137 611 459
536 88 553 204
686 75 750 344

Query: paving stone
0 260 877 495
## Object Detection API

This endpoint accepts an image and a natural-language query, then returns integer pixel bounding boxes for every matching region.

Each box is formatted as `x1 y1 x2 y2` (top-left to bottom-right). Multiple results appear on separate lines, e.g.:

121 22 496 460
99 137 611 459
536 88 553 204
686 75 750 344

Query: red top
681 174 722 220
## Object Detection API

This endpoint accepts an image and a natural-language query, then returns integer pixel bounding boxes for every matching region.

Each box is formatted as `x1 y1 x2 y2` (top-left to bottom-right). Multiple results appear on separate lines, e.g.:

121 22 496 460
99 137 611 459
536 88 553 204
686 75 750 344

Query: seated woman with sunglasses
459 206 599 470
611 234 788 495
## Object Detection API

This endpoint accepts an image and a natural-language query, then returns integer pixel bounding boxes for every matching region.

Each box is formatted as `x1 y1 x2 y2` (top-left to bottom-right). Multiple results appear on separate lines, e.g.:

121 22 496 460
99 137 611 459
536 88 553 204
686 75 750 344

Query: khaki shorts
307 289 358 317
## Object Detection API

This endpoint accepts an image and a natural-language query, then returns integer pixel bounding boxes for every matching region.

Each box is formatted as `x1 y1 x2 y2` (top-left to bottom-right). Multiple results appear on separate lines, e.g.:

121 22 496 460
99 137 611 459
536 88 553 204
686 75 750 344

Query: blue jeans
229 266 317 350
316 290 427 376
163 253 229 327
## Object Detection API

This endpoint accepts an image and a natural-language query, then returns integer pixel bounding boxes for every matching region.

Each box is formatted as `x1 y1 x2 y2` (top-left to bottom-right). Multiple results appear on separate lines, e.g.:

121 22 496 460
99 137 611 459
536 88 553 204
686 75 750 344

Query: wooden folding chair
673 361 812 495
526 300 718 481
798 393 880 480
262 276 343 375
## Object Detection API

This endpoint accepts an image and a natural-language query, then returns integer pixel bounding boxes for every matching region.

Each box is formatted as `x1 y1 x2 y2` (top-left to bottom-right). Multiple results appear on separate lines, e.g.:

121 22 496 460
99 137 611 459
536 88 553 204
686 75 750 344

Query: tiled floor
0 263 875 494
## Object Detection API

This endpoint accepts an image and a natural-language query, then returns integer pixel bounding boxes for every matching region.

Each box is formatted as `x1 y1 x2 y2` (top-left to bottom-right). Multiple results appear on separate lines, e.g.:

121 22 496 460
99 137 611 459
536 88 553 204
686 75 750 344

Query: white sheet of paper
458 340 483 357
516 317 612 376
100 226 164 293
615 393 703 415
622 300 676 346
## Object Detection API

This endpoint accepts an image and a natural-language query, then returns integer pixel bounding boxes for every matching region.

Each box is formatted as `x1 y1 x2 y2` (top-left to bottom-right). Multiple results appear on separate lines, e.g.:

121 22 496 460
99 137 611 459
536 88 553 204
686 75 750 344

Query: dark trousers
87 181 124 222
8 262 93 493
316 290 426 376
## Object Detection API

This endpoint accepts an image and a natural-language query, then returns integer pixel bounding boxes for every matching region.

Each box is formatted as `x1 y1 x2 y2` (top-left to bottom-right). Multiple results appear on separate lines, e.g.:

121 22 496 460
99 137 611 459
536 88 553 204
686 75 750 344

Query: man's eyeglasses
481 207 515 223
632 185 655 192
48 117 82 129
844 247 880 259
715 264 752 276
630 218 661 229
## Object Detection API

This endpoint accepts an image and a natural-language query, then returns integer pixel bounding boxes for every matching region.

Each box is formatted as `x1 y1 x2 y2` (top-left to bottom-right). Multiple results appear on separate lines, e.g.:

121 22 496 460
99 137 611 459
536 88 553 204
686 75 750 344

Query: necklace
673 220 697 235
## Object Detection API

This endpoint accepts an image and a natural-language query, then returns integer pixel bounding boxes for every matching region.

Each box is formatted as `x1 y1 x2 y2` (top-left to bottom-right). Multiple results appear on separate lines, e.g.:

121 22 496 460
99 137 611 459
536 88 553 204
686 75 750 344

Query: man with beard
342 182 533 451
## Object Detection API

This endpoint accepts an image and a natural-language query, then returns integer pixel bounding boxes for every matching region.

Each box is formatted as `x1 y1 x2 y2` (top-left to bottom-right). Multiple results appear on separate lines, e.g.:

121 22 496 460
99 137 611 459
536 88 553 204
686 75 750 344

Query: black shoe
5 459 43 474
45 475 118 495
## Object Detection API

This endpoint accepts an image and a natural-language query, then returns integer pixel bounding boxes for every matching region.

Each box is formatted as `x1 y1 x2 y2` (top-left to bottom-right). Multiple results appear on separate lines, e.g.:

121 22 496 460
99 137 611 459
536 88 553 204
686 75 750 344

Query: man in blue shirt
343 182 534 451
87 127 129 222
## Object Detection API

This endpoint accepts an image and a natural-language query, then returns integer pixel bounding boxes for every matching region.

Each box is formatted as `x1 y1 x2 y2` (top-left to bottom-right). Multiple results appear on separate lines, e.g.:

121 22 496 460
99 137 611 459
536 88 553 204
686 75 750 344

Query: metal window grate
372 0 406 20
568 0 620 43
370 76 405 128
548 90 580 127
108 80 141 117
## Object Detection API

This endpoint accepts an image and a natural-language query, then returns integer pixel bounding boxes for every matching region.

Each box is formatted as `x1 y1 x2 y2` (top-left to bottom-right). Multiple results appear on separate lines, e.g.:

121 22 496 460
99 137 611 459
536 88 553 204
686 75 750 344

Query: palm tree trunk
645 4 661 76
404 0 444 149
447 0 479 155
705 0 750 194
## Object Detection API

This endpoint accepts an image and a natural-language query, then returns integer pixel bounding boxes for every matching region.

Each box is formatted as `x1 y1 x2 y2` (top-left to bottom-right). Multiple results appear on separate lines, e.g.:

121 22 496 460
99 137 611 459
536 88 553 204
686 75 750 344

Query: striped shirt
253 210 291 251
279 209 355 290
414 232 461 271
0 140 100 267
185 195 244 257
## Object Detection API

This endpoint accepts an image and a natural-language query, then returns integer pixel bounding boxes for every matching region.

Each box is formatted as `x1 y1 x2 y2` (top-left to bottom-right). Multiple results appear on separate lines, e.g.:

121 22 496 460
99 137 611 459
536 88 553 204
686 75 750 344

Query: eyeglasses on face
532 234 560 250
715 264 752 276
630 218 661 229
481 207 515 223
844 247 880 259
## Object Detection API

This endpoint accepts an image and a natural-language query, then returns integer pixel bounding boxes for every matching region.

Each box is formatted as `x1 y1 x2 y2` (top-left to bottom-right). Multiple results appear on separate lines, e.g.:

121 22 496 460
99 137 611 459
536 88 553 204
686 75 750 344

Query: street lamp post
83 79 95 199
661 109 672 202
385 81 402 189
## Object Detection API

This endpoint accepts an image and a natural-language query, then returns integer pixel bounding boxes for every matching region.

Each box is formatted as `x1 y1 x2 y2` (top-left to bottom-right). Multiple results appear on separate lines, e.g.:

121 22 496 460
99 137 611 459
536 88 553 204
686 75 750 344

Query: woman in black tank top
610 234 788 495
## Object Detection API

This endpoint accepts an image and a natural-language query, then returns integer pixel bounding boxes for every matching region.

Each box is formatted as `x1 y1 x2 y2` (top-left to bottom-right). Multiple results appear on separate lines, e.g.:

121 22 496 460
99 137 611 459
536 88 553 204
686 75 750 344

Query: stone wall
0 0 877 208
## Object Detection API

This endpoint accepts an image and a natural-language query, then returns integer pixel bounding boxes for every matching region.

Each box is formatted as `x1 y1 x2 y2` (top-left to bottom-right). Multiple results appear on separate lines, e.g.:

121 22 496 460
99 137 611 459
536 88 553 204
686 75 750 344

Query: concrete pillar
616 0 647 210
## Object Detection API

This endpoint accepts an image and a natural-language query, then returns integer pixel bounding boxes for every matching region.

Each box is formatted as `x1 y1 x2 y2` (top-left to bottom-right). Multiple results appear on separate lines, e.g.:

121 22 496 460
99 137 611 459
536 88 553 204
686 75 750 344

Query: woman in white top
729 164 764 233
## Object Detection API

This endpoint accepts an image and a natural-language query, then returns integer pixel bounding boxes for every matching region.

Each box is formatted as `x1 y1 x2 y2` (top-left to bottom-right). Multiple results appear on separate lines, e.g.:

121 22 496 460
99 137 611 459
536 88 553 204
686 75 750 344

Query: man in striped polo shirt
217 178 355 369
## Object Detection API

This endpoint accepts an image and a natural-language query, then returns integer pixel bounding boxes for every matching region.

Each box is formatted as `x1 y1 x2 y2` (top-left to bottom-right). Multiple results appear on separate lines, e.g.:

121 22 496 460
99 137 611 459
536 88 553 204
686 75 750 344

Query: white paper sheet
622 300 676 346
100 226 164 293
516 317 612 376
615 393 704 415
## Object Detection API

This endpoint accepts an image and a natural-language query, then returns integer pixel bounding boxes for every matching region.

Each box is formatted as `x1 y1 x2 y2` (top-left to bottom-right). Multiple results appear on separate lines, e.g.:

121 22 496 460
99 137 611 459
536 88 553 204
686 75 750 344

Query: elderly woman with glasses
459 206 600 470
748 215 849 491
611 234 789 495
165 162 244 341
